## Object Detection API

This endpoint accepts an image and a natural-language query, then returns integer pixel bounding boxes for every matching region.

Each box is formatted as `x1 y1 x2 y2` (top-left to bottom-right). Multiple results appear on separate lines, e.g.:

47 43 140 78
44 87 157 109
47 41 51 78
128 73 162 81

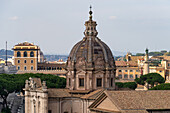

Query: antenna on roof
6 41 8 66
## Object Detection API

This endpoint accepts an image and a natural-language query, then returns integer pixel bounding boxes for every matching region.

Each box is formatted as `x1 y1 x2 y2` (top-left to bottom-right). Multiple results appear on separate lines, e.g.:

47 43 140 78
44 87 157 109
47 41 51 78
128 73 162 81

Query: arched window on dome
91 27 93 30
24 51 27 57
87 32 89 36
30 51 34 57
17 51 21 57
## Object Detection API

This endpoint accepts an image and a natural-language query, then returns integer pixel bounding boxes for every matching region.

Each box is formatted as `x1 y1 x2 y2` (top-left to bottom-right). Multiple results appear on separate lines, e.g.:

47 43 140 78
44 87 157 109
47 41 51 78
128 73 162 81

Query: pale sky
0 0 170 55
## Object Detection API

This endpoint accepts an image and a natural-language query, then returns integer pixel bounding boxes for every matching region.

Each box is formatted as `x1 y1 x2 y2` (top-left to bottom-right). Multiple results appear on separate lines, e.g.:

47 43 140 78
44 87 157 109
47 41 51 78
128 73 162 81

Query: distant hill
0 49 130 61
0 49 13 60
135 50 170 56
44 55 68 62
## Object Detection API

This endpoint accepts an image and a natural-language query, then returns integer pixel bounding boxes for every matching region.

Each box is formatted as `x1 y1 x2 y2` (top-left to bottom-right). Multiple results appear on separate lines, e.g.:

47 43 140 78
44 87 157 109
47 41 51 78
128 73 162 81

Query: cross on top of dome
89 5 93 20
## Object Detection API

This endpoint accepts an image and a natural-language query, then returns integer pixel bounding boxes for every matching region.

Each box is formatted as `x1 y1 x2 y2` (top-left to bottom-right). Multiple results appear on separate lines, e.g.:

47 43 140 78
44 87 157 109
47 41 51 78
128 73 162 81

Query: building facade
13 42 44 71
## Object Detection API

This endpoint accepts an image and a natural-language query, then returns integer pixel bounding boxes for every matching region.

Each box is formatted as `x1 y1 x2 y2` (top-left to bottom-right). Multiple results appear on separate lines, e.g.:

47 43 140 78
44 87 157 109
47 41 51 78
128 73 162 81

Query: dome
67 11 115 71
66 7 116 91
67 37 115 70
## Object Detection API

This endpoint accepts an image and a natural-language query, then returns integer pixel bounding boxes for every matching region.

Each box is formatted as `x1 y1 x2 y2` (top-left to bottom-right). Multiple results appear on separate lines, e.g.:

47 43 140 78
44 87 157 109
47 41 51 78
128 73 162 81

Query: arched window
124 74 128 79
130 75 133 79
30 51 34 57
135 75 138 79
18 66 20 70
24 51 27 57
24 66 27 70
17 51 21 57
118 75 122 79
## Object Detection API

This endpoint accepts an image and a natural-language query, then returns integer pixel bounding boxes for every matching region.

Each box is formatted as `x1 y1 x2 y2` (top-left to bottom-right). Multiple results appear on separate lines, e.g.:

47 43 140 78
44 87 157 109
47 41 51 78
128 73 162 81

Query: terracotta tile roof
81 89 104 99
127 61 138 67
48 88 71 98
121 110 147 113
115 61 127 67
48 88 104 99
130 56 143 62
115 61 138 67
106 90 170 110
90 108 121 113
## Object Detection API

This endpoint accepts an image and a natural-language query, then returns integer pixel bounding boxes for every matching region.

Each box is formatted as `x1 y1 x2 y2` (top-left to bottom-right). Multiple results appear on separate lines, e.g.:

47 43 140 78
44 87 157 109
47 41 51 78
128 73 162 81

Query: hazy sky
0 0 170 55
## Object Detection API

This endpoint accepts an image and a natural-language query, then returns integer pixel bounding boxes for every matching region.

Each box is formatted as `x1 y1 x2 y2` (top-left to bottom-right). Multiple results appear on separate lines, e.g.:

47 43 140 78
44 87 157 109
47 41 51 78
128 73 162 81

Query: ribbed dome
67 9 115 71
67 37 115 70
66 8 116 91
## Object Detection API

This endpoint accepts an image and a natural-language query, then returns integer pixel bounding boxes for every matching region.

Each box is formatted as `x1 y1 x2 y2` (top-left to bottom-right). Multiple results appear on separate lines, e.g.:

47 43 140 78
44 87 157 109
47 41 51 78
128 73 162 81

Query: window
160 71 162 73
18 66 20 70
119 70 122 72
31 60 33 63
135 75 138 79
18 60 20 63
24 66 27 70
130 70 133 72
30 51 34 57
168 63 170 67
130 75 133 78
24 60 27 63
31 66 33 70
118 74 122 79
48 110 52 113
125 70 128 72
64 112 68 113
69 78 71 86
24 51 27 57
97 78 102 87
124 74 128 79
79 78 84 87
17 51 21 57
111 78 113 87
136 70 139 72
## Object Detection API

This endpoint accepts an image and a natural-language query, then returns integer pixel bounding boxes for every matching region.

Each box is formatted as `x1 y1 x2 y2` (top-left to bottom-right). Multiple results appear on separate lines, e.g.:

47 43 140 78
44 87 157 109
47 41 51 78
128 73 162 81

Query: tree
149 83 170 90
0 73 66 111
135 73 165 88
116 82 137 90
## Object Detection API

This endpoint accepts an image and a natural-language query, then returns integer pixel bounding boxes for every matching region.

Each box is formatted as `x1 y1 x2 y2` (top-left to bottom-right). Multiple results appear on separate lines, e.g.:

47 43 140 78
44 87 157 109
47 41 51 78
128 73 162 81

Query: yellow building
115 61 141 82
12 42 44 71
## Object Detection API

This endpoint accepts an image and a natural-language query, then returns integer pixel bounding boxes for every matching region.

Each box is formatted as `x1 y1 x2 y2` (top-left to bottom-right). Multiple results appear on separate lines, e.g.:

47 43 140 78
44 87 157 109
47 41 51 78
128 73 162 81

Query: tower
66 7 116 91
143 48 150 75
12 42 44 71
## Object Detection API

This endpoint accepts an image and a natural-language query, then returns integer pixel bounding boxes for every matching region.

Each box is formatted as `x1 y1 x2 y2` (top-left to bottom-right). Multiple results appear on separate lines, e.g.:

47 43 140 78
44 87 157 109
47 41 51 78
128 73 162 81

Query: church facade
24 8 116 113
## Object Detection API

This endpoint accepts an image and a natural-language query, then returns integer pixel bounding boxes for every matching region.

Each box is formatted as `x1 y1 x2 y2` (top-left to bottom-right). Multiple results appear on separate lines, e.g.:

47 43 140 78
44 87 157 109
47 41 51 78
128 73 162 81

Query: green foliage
149 52 163 56
136 53 145 56
116 82 137 90
149 83 170 90
1 107 11 113
135 73 165 88
0 73 66 111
